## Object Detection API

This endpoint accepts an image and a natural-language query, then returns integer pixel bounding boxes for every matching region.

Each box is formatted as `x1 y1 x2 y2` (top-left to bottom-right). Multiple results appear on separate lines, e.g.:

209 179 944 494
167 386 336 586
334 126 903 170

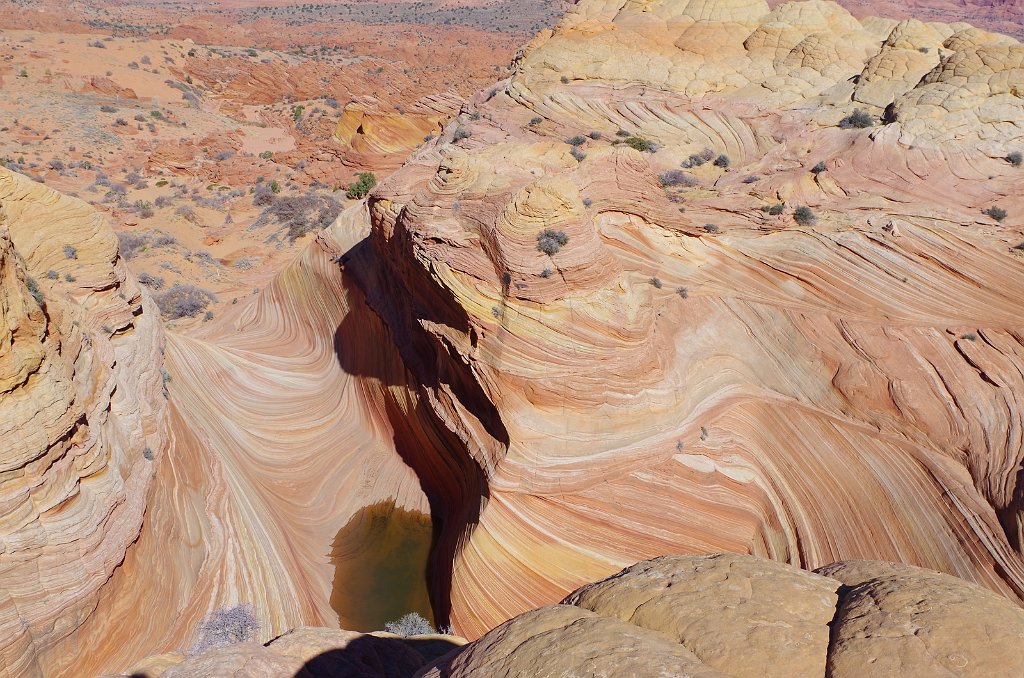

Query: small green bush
259 150 273 160
345 172 377 199
793 206 817 225
536 228 569 255
985 206 1008 222
622 136 656 153
839 109 874 129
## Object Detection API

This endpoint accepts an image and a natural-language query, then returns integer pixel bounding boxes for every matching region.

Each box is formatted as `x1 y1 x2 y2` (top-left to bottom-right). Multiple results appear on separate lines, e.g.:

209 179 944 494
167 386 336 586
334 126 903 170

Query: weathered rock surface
117 627 464 678
0 168 168 676
418 554 1024 677
352 0 1024 640
334 94 462 171
8 1 1024 675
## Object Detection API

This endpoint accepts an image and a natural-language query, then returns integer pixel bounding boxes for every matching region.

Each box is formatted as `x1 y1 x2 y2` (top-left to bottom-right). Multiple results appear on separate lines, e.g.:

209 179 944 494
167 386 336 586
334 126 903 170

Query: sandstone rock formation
0 168 167 675
333 94 462 171
351 0 1024 638
6 1 1024 675
418 554 1024 677
121 627 463 678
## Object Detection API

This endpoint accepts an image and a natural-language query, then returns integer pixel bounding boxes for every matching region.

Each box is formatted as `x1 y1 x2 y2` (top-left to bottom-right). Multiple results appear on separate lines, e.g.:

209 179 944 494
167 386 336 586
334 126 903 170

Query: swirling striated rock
334 95 462 171
347 0 1024 641
0 168 167 676
417 554 1024 677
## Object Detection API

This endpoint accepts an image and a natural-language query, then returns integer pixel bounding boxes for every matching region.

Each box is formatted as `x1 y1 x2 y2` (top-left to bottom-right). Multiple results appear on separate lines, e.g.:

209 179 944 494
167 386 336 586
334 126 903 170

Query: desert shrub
615 129 631 138
985 206 1008 222
539 267 553 278
175 204 198 222
259 150 273 160
839 109 874 129
713 154 730 168
383 612 435 637
152 232 178 247
811 161 827 174
134 113 147 122
204 311 214 321
89 40 106 49
252 184 275 206
134 200 154 218
582 198 593 207
150 110 163 119
570 147 586 162
682 154 706 168
64 273 76 282
703 223 719 234
918 46 930 53
234 256 258 270
155 283 216 319
269 179 281 194
766 203 785 216
214 150 236 161
346 172 377 199
189 605 259 656
138 271 165 290
560 75 570 84
254 193 343 241
154 195 171 208
622 136 656 153
117 231 150 259
649 277 662 288
143 446 154 461
26 276 43 305
114 118 128 127
793 206 817 225
99 105 117 113
566 136 587 146
659 170 698 188
588 131 602 140
453 127 472 142
699 148 715 161
1007 151 1022 167
529 117 543 126
63 245 77 259
536 228 569 255
127 62 139 70
46 270 58 280
676 286 689 298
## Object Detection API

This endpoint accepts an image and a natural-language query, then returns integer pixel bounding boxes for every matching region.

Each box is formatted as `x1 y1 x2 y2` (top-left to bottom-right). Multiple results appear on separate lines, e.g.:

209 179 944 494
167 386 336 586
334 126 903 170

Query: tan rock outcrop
418 554 1024 677
0 168 167 676
119 627 464 678
350 0 1024 641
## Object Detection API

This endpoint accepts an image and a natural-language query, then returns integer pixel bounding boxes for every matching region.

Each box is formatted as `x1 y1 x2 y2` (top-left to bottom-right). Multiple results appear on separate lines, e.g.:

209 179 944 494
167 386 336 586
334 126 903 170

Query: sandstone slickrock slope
6 0 1024 675
417 554 1024 677
0 168 167 675
350 0 1024 638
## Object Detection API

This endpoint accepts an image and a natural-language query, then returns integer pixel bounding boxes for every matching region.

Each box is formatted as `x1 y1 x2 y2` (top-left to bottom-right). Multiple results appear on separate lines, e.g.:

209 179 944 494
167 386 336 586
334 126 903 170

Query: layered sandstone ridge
353 0 1024 638
419 554 1024 677
0 168 167 676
